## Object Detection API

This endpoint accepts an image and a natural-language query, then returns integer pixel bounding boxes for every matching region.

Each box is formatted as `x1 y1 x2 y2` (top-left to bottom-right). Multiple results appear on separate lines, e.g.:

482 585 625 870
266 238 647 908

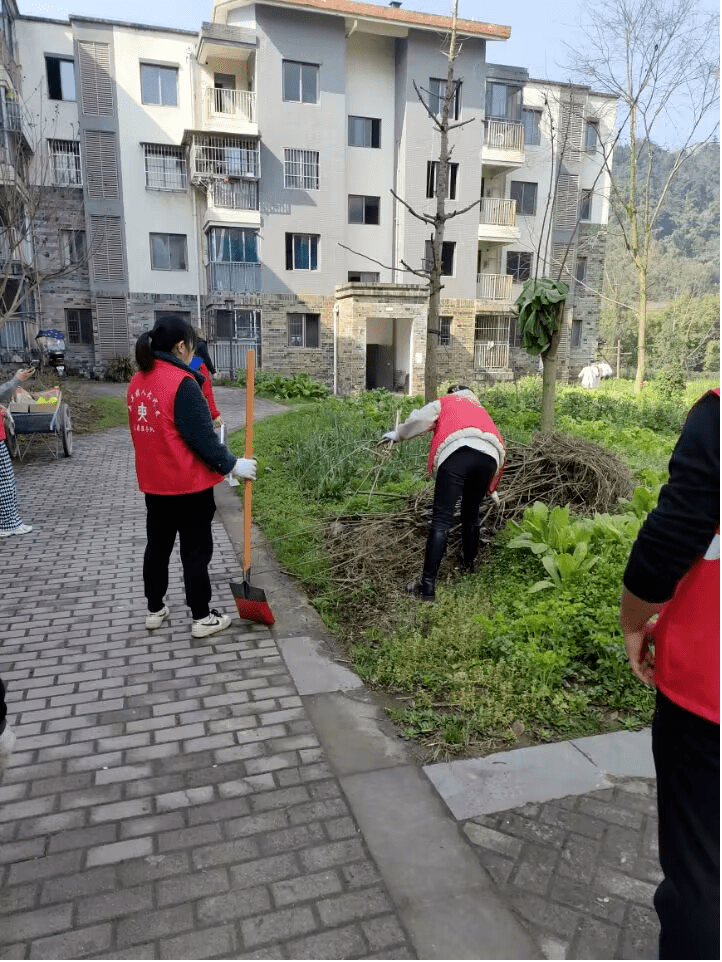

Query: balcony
206 261 260 294
482 120 525 170
476 273 513 301
202 87 257 137
190 135 260 182
204 179 260 229
474 339 510 371
478 197 520 244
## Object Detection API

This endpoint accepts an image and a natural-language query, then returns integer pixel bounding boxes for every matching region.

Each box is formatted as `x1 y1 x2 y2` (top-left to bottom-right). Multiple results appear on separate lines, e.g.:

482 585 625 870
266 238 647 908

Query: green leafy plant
530 542 599 592
507 502 592 555
514 277 570 354
236 369 331 400
105 355 135 382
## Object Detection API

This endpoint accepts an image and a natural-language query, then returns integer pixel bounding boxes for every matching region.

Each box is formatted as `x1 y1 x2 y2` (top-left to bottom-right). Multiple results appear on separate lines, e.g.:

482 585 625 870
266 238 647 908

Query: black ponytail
134 315 196 373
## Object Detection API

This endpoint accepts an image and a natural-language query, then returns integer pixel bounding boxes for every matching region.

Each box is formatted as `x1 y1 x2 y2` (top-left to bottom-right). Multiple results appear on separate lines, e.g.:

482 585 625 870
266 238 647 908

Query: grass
85 396 129 432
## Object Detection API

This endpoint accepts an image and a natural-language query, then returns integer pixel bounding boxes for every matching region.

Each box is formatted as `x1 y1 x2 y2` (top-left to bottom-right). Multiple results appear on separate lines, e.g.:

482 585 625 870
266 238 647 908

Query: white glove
232 457 257 480
382 430 399 444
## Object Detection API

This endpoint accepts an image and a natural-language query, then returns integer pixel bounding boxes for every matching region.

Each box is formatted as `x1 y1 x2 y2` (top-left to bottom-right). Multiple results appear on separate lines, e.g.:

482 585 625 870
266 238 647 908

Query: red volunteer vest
653 388 720 724
0 411 6 442
128 361 224 496
198 361 220 421
427 394 506 491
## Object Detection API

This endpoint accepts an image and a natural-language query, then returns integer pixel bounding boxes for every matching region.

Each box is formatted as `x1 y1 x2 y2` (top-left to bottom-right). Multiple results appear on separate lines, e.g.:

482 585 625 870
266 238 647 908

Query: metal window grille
439 315 452 346
284 148 319 190
211 179 258 210
191 135 260 179
474 314 512 370
65 307 93 344
49 139 81 186
144 144 187 190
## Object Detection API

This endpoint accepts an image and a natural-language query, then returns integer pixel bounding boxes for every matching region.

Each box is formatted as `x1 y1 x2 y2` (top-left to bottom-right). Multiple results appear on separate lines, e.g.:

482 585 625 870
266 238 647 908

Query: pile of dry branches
324 432 635 605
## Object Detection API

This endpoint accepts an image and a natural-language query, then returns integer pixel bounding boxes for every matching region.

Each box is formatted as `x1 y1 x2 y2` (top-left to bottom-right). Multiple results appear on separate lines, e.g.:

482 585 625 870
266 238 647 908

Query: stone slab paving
0 389 416 960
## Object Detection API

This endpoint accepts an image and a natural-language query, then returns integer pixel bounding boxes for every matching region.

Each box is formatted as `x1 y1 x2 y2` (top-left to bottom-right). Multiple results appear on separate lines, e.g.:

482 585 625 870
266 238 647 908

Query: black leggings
430 447 497 533
144 488 216 621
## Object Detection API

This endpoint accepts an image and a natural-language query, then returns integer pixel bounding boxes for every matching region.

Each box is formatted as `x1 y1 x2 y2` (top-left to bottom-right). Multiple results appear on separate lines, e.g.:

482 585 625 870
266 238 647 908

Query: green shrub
105 355 135 382
236 368 331 400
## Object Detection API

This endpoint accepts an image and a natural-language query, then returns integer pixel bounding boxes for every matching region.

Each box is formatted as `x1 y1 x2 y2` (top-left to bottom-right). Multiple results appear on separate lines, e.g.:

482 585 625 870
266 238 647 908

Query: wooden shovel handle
243 351 254 573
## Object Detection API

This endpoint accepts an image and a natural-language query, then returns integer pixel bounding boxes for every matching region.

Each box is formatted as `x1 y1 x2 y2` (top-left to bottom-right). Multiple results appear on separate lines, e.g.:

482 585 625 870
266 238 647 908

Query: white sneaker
145 605 169 629
192 609 231 638
0 725 16 769
0 523 32 538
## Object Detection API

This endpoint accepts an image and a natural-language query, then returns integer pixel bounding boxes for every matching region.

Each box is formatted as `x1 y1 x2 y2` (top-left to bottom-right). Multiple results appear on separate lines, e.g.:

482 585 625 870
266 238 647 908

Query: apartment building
1 0 616 392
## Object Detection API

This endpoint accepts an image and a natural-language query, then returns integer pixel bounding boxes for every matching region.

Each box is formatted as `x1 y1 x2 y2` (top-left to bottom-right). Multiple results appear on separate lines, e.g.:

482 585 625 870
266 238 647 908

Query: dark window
348 116 380 148
576 256 587 284
521 108 541 145
214 309 259 340
506 251 533 282
426 161 458 200
510 180 537 216
571 319 583 347
149 233 187 271
348 271 379 282
584 120 598 152
65 308 93 344
283 60 318 103
424 239 455 276
429 77 461 119
439 315 452 346
580 189 593 221
141 64 178 106
485 81 522 121
60 229 85 267
285 233 319 271
348 195 380 225
288 312 320 348
46 56 76 101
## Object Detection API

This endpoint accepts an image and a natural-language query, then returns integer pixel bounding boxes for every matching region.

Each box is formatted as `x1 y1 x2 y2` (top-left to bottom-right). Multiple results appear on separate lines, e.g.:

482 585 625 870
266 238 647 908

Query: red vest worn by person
128 360 224 496
653 388 720 724
427 394 506 491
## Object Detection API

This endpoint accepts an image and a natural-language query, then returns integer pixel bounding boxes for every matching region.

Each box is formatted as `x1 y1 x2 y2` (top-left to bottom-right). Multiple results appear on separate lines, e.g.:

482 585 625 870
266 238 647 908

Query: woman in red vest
621 388 719 960
128 316 256 639
381 385 505 600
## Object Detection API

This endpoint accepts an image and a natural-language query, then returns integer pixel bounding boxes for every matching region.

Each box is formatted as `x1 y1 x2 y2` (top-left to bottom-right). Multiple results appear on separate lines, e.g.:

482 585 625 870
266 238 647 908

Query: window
65 308 93 345
429 77 461 119
521 108 541 145
424 239 455 276
149 233 187 271
214 308 260 340
211 179 258 210
49 139 81 186
141 64 178 106
208 227 259 263
348 116 380 148
485 81 522 121
285 233 319 271
348 271 379 282
348 195 380 225
144 144 187 190
510 180 537 216
288 312 320 348
571 319 583 347
506 251 533 282
584 120 598 153
579 189 592 221
426 161 458 200
46 56 76 101
284 149 319 190
282 60 318 103
60 229 85 267
439 315 452 346
575 256 587 284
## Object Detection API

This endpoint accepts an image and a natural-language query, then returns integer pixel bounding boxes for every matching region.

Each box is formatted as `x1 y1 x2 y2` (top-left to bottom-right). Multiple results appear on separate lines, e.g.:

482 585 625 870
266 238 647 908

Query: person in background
0 366 34 537
620 387 719 960
381 385 505 600
194 333 216 375
0 679 15 770
189 349 222 428
128 315 256 639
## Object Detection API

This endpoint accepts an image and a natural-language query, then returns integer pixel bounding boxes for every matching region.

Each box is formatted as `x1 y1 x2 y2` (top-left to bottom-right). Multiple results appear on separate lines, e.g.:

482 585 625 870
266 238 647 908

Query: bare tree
567 0 719 391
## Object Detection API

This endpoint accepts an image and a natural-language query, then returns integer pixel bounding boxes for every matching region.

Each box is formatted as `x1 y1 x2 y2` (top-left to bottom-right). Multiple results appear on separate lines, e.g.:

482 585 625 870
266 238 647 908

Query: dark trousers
144 488 216 621
0 678 6 732
431 447 497 534
652 690 720 960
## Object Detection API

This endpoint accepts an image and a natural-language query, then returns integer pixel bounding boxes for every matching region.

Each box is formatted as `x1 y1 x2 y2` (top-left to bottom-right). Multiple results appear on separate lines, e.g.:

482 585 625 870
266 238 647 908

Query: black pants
652 690 720 960
0 678 6 732
431 447 497 534
144 488 216 621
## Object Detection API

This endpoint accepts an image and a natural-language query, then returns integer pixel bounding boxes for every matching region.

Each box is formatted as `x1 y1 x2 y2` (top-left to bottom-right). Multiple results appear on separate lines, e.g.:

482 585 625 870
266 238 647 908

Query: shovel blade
230 579 275 626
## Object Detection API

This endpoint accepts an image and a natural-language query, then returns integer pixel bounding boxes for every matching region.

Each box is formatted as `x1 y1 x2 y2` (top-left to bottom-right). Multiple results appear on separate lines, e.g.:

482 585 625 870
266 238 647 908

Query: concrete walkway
0 384 659 959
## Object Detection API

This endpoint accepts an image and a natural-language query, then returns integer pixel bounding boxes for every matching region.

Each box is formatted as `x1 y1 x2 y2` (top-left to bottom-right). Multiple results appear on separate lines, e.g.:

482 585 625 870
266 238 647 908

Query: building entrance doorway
365 317 411 393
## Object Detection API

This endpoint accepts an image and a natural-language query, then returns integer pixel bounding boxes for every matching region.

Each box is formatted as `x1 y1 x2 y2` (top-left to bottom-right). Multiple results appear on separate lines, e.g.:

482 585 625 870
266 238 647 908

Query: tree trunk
633 268 648 393
540 314 563 432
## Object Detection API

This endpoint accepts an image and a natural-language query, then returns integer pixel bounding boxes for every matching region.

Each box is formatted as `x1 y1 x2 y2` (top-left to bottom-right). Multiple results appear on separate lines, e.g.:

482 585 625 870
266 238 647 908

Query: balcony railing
207 261 260 293
484 119 524 152
480 197 516 227
210 179 259 211
476 273 513 300
191 136 260 180
474 339 510 371
0 312 33 352
204 87 256 124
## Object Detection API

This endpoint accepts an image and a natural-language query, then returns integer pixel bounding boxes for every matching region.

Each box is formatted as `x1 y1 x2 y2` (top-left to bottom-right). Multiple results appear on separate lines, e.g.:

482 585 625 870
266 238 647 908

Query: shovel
230 350 275 627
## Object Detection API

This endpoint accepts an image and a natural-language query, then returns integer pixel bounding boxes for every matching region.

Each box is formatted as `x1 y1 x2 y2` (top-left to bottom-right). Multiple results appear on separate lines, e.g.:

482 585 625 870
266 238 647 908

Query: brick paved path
0 389 416 960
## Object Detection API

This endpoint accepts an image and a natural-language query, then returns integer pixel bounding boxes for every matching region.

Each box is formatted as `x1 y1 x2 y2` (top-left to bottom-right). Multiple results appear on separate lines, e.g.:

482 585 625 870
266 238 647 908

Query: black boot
460 523 481 573
406 527 448 601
